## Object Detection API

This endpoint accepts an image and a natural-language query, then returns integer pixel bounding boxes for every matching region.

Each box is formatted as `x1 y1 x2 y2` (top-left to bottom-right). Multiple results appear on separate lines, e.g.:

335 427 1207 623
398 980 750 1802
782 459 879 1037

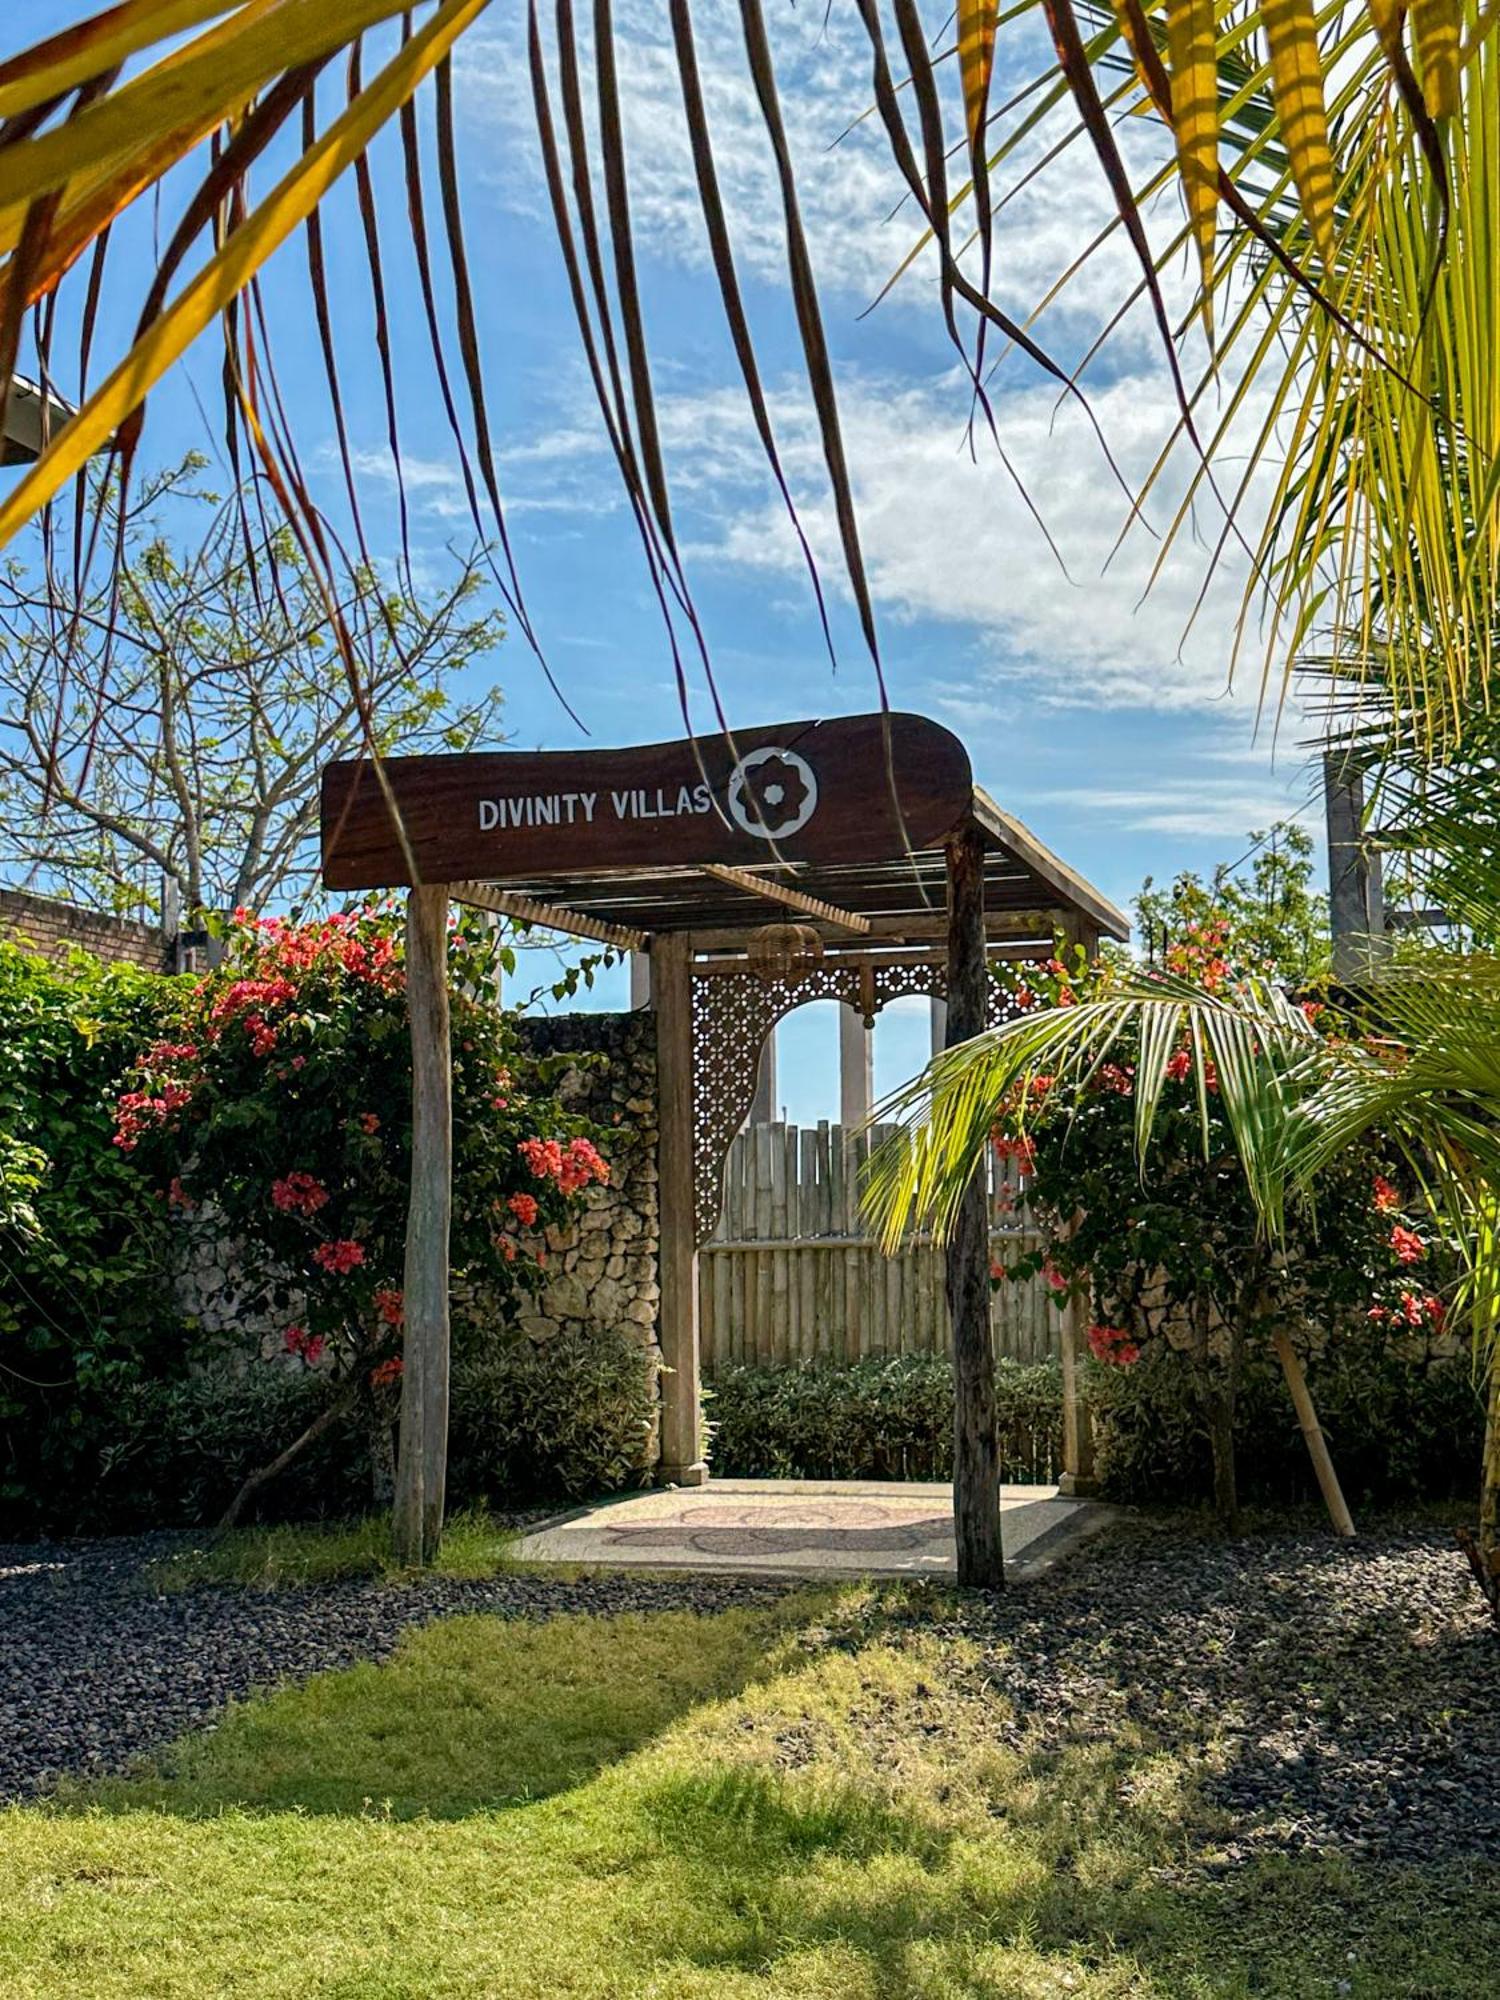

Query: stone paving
514 1478 1115 1579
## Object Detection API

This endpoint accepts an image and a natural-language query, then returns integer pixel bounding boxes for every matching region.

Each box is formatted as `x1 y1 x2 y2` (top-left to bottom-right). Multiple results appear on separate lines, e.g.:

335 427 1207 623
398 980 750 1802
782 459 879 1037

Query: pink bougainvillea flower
271 1171 329 1217
1087 1324 1140 1367
1042 1258 1068 1294
1389 1225 1424 1265
508 1192 540 1228
370 1356 404 1389
313 1238 365 1275
283 1324 319 1360
1165 1048 1192 1083
373 1285 404 1327
359 1112 380 1135
1372 1175 1401 1213
989 1259 1006 1282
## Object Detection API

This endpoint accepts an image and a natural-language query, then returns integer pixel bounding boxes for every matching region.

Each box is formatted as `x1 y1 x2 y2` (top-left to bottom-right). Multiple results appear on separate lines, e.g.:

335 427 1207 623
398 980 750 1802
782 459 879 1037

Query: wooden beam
696 861 872 932
945 822 1005 1589
393 884 453 1567
653 930 708 1487
684 910 1064 951
971 787 1130 942
450 880 646 951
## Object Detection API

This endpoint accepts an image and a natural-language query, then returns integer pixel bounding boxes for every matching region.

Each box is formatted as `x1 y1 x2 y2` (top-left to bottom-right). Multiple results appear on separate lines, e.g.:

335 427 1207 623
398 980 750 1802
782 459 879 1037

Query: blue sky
13 4 1324 1120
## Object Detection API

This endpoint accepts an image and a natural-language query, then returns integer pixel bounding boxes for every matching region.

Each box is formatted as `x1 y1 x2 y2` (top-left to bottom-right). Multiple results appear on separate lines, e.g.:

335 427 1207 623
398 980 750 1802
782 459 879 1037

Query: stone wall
0 886 172 973
166 1007 665 1453
516 1010 662 1463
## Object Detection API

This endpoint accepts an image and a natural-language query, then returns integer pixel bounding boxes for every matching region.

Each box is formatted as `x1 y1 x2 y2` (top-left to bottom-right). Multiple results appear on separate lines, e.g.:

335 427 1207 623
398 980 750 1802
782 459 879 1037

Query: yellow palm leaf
957 0 1000 146
0 0 414 221
1412 0 1461 113
0 2 240 121
0 0 492 552
1262 0 1338 262
1166 0 1221 336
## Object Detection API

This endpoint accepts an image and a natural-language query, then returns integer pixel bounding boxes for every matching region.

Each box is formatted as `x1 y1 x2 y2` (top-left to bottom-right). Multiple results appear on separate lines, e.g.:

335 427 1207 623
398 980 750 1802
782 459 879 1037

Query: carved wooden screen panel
689 957 1024 1244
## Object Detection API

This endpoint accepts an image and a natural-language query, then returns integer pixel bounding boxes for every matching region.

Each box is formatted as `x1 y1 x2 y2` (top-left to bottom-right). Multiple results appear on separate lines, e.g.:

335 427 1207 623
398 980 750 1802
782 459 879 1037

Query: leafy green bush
64 1363 372 1531
449 1326 656 1502
0 944 183 1530
707 1357 1064 1483
1089 1334 1486 1507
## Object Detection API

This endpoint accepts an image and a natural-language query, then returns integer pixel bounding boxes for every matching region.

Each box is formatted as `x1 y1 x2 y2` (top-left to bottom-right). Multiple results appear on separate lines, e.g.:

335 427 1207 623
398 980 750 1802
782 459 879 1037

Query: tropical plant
0 941 180 1528
114 901 613 1525
1135 821 1330 987
0 1 1482 732
866 939 1500 1604
983 947 1453 1529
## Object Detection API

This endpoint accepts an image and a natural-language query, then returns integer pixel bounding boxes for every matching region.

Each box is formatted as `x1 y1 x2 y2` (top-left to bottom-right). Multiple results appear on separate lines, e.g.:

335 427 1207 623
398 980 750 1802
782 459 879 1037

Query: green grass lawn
144 1508 523 1593
1 1585 1494 1998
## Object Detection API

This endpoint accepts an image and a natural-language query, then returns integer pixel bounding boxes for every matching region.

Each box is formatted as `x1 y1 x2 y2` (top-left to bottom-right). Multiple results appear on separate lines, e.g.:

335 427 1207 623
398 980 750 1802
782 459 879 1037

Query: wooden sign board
321 712 973 890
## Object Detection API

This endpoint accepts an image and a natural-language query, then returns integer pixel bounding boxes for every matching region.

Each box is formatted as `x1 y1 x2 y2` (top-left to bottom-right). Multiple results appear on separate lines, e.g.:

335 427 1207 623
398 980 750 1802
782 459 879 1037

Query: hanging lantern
746 922 824 984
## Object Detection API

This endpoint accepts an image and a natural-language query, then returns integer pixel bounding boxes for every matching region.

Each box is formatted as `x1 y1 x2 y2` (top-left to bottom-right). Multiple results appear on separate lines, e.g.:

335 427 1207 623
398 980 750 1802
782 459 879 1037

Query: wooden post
1058 1289 1098 1496
1272 1328 1355 1538
654 930 708 1485
393 884 453 1566
946 822 1005 1588
1056 914 1099 1495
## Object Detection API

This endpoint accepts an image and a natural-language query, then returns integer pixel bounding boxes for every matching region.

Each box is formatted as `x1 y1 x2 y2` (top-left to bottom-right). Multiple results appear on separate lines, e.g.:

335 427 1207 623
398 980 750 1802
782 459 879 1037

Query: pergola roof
458 787 1127 949
320 712 1128 952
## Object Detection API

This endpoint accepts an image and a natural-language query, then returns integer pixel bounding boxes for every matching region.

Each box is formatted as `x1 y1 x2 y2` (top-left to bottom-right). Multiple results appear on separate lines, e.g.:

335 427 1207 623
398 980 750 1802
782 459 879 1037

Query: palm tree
0 1 1484 718
862 948 1500 1607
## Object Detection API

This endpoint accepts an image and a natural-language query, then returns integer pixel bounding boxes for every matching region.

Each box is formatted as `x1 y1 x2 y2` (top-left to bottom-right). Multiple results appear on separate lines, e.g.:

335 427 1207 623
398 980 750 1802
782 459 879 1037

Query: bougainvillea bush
116 904 611 1517
990 926 1461 1526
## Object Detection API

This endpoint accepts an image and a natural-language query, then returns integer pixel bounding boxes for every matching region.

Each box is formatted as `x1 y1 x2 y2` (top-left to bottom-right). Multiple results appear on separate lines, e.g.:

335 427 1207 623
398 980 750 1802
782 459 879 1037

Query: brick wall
0 886 172 973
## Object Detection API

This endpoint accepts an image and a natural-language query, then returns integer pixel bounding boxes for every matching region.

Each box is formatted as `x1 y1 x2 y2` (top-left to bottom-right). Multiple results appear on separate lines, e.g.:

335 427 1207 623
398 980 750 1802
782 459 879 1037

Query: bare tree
0 460 506 920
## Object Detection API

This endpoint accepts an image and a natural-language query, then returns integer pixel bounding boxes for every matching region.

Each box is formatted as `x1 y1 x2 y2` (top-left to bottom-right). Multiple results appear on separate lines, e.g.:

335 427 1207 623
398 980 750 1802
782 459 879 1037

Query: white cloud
1038 777 1320 840
506 357 1285 715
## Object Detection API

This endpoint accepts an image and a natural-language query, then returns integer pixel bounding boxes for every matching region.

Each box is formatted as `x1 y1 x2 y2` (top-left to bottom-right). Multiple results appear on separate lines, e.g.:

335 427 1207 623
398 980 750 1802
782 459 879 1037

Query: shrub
706 1357 1064 1484
1089 1333 1486 1508
112 903 612 1521
130 1363 376 1528
0 944 183 1532
449 1325 656 1502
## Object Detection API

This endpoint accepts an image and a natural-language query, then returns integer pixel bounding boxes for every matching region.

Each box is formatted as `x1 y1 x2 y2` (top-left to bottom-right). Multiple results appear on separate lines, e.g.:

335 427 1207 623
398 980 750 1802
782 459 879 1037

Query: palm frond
863 973 1316 1254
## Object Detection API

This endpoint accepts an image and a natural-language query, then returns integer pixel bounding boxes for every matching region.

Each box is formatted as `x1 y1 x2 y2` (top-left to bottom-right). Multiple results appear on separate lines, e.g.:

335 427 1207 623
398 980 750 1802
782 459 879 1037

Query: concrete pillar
748 1027 777 1124
929 995 948 1058
1324 753 1388 983
839 1003 873 1126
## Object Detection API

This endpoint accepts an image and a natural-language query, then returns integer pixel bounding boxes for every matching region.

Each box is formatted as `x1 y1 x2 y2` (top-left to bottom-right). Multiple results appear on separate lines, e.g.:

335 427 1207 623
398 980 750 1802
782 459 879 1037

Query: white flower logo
726 747 819 840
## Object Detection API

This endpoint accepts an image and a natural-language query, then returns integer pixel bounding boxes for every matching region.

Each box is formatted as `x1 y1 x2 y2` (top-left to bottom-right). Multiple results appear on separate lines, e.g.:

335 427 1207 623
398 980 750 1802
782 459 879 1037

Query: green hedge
449 1325 655 1503
707 1356 1064 1483
1088 1332 1486 1506
708 1338 1485 1506
12 1324 657 1535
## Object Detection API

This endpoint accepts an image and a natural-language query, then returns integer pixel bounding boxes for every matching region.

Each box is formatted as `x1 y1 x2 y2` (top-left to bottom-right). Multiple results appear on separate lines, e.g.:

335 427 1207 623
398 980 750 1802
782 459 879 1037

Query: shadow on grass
27 1577 1500 1998
66 1594 844 1821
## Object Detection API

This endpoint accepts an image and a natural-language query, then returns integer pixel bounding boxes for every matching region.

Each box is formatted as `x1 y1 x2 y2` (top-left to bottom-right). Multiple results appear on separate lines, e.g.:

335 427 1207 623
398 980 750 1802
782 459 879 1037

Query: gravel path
3 1521 1496 1866
938 1520 1500 1867
0 1534 790 1802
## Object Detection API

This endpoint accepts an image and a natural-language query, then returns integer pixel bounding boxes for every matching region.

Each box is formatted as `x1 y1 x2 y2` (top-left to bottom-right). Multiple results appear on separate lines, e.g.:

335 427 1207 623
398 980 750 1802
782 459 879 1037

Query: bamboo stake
1272 1327 1355 1538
